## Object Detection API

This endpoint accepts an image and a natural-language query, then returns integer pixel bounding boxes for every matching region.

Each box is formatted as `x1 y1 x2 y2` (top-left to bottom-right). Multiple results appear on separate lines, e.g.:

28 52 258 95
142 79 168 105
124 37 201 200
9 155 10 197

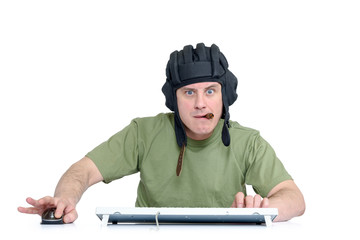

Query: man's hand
18 157 103 224
230 192 269 208
230 181 306 221
18 196 78 223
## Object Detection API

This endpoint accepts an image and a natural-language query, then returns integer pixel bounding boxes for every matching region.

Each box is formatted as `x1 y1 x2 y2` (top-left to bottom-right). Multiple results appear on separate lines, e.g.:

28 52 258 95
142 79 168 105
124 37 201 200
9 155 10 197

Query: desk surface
4 209 354 240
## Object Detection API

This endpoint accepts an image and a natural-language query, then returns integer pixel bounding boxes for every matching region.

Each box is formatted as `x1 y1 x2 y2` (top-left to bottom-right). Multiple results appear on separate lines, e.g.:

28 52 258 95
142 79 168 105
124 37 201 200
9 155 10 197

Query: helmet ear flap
163 50 180 111
161 80 175 111
223 71 238 106
174 100 187 148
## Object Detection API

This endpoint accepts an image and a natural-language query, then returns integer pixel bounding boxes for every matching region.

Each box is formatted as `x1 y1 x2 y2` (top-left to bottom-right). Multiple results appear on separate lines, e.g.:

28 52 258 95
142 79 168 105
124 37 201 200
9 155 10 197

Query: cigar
205 113 214 119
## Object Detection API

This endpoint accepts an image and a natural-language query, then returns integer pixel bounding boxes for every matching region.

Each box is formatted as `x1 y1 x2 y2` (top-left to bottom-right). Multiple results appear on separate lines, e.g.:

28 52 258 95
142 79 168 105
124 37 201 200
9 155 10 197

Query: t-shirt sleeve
245 134 292 197
86 120 139 183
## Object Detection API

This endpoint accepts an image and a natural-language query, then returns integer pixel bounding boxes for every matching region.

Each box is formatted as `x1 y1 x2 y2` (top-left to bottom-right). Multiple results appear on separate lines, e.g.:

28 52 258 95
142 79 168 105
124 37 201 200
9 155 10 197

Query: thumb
63 208 78 223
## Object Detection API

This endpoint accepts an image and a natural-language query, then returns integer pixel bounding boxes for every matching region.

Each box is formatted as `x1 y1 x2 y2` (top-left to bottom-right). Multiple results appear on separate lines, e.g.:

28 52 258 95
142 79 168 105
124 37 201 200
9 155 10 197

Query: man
18 43 305 223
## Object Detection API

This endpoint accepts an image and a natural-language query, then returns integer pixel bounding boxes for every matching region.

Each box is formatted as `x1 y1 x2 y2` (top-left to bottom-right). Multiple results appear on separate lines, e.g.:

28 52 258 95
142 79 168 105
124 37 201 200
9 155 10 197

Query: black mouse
41 208 64 224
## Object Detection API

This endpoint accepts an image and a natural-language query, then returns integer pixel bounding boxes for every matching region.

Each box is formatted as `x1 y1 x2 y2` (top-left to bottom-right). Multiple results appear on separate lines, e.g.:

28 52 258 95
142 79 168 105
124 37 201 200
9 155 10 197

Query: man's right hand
18 196 78 223
18 157 103 224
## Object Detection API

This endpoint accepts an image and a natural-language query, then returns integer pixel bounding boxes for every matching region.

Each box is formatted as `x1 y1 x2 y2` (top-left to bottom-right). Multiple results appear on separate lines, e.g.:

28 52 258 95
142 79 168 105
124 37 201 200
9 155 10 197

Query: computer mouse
41 208 64 224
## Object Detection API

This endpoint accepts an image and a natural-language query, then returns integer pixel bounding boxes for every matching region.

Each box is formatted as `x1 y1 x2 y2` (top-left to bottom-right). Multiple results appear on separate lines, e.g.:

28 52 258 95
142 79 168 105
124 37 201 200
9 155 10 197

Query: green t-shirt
86 113 292 207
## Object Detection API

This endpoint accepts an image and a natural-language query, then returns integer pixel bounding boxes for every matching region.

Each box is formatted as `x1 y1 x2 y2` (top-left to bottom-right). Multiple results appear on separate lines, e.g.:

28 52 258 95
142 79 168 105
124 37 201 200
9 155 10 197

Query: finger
19 196 56 216
19 197 45 215
63 209 78 223
235 192 245 208
245 195 254 208
38 196 56 207
230 199 236 208
17 206 40 214
55 201 66 219
25 197 38 207
253 194 262 208
261 197 270 208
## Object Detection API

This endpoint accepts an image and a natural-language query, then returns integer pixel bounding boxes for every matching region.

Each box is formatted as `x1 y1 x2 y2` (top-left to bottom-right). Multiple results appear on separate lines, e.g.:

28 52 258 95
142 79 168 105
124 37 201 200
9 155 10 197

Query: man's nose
194 94 206 109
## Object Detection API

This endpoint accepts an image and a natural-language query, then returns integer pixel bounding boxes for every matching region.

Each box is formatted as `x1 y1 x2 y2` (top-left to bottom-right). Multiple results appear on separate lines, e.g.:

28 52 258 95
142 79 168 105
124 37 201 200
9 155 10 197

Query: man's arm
266 180 305 222
18 156 103 223
231 180 305 222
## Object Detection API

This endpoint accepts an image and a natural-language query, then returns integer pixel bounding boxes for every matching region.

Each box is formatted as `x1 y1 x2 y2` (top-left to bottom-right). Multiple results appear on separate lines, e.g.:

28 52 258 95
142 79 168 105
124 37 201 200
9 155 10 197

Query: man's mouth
194 113 214 119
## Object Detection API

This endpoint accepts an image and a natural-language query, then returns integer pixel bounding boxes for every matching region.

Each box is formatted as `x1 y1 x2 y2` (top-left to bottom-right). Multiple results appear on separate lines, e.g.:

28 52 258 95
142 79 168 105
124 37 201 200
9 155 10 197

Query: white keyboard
96 207 277 227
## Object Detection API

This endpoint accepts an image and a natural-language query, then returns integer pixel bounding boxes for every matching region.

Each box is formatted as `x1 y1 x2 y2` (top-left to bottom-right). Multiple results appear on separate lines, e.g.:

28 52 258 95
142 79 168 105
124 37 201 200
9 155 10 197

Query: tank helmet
162 43 238 149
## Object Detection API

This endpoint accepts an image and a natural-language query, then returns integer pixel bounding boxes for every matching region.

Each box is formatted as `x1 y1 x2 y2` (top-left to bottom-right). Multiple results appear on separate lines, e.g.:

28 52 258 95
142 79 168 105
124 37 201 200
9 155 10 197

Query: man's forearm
54 157 102 205
54 162 89 205
268 185 305 222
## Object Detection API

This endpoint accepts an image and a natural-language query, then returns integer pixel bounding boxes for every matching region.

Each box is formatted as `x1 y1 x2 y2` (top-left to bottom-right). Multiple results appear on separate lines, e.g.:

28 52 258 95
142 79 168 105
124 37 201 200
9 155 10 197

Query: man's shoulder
129 113 175 144
229 120 260 136
228 120 263 150
131 113 174 130
132 112 173 123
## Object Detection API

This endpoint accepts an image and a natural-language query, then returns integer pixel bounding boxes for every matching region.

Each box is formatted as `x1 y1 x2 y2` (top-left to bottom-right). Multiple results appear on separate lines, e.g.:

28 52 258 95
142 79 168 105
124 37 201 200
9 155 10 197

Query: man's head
162 43 238 148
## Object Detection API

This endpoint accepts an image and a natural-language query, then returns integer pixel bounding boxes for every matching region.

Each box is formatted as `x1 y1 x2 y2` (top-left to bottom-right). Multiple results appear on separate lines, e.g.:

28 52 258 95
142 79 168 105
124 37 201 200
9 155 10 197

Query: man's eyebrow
205 84 221 90
181 87 196 91
181 84 220 91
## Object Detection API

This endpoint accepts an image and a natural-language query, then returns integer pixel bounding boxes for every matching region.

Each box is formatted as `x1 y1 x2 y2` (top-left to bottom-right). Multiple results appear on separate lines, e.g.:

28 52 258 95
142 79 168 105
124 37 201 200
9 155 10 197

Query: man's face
176 82 223 140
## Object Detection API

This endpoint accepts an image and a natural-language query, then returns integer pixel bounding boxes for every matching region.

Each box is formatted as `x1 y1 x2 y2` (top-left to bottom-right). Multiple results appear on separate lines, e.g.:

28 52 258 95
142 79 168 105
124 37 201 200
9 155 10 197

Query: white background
1 0 359 239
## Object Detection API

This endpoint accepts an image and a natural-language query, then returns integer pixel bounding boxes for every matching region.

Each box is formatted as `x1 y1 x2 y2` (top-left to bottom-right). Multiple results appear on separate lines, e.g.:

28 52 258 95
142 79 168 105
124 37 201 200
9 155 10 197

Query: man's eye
186 90 194 96
207 89 214 95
